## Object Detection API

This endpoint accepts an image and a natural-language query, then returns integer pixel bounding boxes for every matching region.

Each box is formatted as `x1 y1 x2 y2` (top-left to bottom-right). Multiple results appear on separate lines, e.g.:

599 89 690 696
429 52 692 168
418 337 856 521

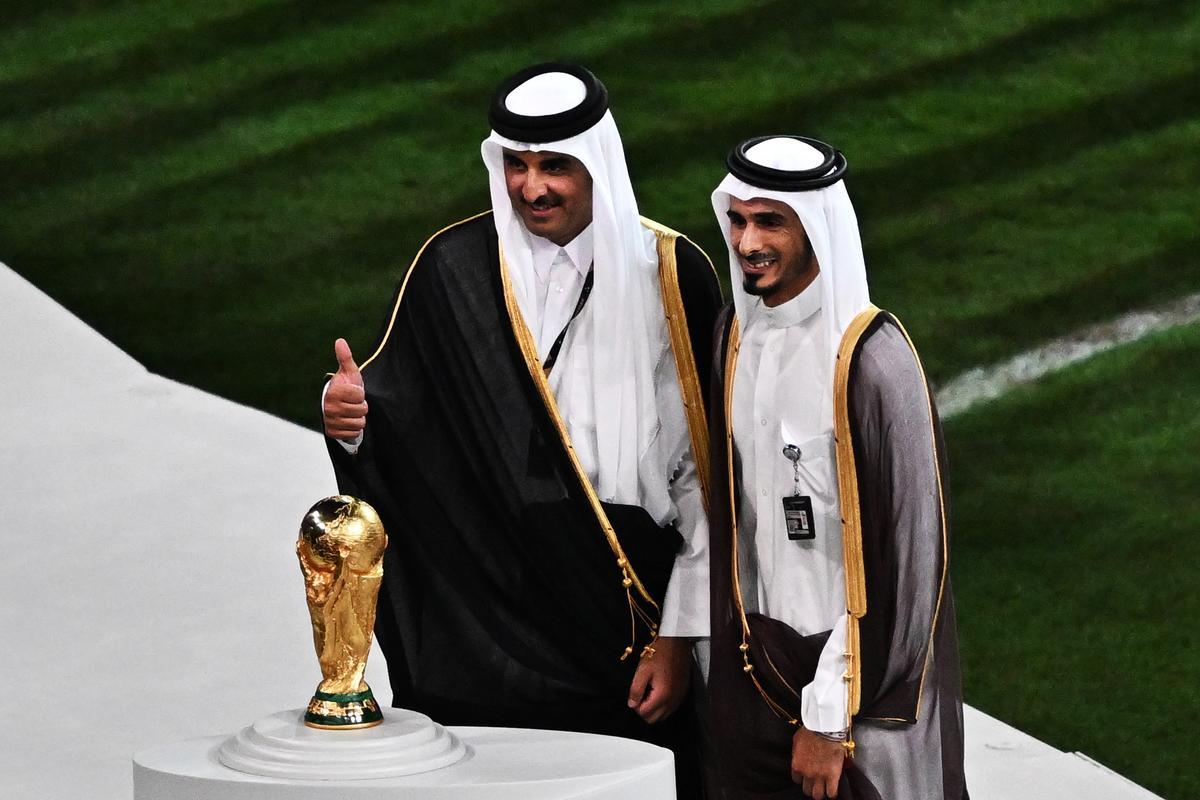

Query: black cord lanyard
541 266 595 376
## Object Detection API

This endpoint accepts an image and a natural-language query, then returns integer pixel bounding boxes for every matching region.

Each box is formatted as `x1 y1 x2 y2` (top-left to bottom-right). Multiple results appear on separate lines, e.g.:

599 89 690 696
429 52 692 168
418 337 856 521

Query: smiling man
320 63 720 795
704 136 967 800
728 196 816 305
502 149 592 245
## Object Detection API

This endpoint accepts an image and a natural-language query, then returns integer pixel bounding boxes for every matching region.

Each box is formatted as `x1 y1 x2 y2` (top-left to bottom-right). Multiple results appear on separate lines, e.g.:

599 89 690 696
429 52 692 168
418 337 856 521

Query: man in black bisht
321 64 721 794
704 135 967 799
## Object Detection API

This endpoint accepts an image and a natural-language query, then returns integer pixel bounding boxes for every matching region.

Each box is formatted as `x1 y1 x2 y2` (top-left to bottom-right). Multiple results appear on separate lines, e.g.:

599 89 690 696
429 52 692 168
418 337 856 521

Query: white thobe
731 280 849 734
527 225 593 354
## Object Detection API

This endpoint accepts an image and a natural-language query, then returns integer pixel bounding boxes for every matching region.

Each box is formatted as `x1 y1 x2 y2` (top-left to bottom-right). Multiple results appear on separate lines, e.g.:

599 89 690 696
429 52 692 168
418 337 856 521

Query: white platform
136 724 674 799
0 262 1165 800
962 706 1162 800
217 708 467 780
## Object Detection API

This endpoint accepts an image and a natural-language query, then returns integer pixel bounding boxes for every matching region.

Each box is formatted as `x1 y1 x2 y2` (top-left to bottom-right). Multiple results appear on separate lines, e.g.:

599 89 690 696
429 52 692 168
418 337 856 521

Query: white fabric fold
529 229 591 353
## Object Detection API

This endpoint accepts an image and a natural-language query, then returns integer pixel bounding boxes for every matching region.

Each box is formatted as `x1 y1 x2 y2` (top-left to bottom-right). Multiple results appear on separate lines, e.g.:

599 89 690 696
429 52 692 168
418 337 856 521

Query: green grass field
948 322 1200 800
2 2 1196 796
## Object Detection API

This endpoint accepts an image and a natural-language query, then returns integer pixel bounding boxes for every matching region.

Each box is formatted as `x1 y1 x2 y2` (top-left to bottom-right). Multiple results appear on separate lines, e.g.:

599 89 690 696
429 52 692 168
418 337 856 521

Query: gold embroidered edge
639 215 721 282
833 304 882 721
645 219 712 512
834 305 949 727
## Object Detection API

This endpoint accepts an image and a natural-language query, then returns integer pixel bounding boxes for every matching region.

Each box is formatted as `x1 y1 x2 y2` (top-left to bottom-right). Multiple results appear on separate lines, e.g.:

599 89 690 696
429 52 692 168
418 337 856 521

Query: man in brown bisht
321 64 721 796
705 135 968 800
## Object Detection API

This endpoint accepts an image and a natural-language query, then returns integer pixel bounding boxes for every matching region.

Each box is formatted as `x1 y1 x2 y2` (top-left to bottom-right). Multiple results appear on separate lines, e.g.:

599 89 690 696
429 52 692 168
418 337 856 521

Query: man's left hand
791 727 845 799
627 636 691 723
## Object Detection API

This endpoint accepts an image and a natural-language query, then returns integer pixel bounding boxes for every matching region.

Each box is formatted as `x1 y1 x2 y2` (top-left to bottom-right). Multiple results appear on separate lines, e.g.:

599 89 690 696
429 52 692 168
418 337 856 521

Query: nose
523 170 546 203
737 224 762 255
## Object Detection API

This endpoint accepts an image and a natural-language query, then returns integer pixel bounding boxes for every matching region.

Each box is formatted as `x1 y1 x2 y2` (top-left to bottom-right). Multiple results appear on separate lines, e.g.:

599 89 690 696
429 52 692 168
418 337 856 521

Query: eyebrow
751 211 787 225
727 209 786 225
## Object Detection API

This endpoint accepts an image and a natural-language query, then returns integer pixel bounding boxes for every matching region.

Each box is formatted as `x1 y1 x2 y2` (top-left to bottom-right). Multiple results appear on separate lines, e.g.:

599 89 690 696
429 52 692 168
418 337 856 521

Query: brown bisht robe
706 304 968 800
324 211 720 795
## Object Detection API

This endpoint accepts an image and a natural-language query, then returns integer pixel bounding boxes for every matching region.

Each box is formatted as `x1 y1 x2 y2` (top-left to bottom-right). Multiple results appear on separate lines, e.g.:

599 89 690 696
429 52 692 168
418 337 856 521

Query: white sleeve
321 380 363 454
800 613 850 734
658 452 710 638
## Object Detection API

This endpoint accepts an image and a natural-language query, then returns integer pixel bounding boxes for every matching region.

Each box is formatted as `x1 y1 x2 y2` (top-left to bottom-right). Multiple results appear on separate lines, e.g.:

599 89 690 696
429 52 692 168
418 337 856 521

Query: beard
740 238 815 298
742 271 772 296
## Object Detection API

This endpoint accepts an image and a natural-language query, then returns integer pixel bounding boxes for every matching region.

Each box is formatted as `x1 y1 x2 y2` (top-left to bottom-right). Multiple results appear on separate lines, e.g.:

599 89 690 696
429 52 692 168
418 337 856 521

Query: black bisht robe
325 212 720 757
705 305 968 800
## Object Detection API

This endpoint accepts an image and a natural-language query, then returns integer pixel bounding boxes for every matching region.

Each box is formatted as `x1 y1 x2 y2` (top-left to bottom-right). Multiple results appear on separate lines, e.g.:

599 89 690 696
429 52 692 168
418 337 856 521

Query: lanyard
541 266 595 375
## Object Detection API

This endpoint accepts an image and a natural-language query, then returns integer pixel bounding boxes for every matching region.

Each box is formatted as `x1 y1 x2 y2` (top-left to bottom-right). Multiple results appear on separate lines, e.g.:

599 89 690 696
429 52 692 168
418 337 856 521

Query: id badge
783 495 815 540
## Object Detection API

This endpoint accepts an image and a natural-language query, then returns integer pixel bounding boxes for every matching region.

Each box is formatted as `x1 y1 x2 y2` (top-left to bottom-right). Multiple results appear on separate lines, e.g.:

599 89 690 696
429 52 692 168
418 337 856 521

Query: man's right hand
790 727 845 799
323 338 367 441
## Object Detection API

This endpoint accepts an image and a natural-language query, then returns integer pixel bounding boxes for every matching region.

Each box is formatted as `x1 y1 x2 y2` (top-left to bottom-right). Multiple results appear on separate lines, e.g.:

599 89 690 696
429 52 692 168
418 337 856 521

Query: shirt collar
530 223 594 278
748 274 822 330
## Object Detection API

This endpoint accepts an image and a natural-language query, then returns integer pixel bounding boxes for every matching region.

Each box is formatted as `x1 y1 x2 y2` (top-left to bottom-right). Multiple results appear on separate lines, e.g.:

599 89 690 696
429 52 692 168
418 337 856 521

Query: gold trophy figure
297 495 387 729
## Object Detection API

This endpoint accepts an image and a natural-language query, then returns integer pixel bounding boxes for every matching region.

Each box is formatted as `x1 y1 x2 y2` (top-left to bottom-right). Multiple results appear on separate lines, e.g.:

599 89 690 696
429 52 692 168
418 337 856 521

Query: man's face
503 148 593 247
727 196 817 307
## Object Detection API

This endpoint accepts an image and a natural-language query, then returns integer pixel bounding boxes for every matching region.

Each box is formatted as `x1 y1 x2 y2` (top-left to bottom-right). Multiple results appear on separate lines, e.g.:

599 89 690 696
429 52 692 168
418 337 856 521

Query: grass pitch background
2 2 1195 797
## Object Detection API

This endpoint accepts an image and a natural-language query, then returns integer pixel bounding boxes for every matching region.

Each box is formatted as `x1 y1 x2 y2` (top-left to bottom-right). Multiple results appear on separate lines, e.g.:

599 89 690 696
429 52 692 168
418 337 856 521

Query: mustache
525 196 560 210
740 251 778 265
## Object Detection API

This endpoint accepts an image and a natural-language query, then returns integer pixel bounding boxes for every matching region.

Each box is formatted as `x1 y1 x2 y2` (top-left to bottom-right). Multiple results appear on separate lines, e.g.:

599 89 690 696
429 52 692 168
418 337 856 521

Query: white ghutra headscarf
712 135 871 370
481 68 684 522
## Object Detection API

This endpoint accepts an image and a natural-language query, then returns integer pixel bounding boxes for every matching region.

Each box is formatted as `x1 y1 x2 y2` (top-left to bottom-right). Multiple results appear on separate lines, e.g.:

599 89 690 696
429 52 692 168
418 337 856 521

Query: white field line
935 293 1200 418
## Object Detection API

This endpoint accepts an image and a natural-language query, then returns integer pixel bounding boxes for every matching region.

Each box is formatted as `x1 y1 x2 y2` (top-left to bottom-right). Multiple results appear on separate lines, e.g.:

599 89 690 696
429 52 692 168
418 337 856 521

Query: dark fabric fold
325 212 720 798
674 236 723 412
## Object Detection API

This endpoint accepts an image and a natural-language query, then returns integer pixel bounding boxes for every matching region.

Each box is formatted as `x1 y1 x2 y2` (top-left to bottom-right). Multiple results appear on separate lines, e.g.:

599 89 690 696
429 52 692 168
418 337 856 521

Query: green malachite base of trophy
304 687 384 730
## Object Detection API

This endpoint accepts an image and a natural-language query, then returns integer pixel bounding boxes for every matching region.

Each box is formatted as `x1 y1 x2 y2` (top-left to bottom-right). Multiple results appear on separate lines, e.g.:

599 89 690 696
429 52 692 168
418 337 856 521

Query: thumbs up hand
323 338 368 441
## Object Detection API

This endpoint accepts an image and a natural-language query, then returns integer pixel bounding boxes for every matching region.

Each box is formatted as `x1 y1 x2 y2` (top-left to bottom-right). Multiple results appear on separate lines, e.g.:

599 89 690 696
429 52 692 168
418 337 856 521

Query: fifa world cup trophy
296 495 387 729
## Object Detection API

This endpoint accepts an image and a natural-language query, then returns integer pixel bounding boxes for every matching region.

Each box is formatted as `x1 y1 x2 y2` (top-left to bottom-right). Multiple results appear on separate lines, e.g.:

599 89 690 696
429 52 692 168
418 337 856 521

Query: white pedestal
134 720 676 799
217 708 466 780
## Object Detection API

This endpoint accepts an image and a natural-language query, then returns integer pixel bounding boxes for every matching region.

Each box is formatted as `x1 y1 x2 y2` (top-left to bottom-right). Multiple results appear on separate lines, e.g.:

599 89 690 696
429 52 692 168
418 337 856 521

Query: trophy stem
304 685 384 729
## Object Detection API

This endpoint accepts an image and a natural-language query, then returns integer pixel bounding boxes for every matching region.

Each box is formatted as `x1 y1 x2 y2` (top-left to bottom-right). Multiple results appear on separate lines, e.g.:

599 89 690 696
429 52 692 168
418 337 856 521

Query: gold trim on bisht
833 305 883 718
833 305 949 724
641 216 714 512
498 246 661 660
359 211 493 372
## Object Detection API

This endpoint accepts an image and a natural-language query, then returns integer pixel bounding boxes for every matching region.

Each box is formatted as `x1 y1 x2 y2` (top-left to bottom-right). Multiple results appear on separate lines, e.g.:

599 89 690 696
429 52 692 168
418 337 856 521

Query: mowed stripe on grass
4 0 1197 421
948 321 1200 800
